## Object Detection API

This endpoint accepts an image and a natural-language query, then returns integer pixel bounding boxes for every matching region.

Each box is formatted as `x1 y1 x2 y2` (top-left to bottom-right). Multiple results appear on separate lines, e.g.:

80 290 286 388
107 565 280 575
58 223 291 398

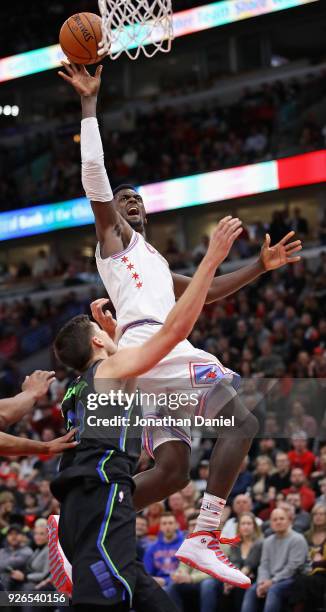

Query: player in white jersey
59 61 302 587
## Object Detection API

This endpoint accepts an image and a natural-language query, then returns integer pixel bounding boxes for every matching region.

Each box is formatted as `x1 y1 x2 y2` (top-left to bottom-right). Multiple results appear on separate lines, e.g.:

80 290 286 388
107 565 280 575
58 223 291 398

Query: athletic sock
193 492 226 533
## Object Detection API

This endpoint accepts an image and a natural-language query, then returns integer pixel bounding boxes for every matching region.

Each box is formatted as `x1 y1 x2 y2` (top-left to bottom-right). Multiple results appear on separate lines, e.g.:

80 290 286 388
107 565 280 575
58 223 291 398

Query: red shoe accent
47 516 72 598
187 529 241 546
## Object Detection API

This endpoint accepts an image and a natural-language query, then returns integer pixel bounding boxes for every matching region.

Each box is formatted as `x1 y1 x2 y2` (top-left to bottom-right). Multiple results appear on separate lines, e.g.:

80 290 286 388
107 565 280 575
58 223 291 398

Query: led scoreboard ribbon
1 150 325 241
0 0 318 83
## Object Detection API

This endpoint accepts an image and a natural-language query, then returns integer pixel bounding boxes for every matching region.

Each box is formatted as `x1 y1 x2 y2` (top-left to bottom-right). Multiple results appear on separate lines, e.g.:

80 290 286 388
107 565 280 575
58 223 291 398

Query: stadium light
0 150 325 242
0 105 19 116
0 0 318 84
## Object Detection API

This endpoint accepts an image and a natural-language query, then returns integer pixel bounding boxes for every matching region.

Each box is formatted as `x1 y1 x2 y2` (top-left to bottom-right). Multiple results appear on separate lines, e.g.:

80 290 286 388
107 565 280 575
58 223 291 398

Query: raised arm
58 62 132 258
98 217 243 379
0 370 55 429
172 231 302 302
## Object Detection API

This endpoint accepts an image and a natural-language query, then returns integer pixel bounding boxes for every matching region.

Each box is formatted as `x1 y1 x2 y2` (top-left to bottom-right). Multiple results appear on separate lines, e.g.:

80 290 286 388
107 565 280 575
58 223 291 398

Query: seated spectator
317 477 326 505
194 460 209 495
0 524 33 590
144 512 184 588
144 502 164 538
167 512 222 612
222 495 263 539
224 512 263 612
167 493 188 531
285 404 317 440
269 452 291 492
136 515 151 561
180 481 201 510
241 508 308 612
290 207 309 238
283 467 316 512
0 492 15 532
305 502 326 554
11 521 49 591
227 456 253 502
285 493 311 533
252 456 275 511
192 235 209 265
291 503 326 612
32 250 50 278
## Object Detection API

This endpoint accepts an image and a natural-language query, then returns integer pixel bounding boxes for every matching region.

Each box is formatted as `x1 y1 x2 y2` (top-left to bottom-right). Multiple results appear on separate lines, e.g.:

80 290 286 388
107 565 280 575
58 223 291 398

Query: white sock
193 492 226 533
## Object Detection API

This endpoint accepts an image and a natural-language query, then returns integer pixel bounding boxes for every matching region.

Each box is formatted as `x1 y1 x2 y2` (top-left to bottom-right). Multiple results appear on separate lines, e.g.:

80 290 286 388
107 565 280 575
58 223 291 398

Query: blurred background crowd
1 0 326 610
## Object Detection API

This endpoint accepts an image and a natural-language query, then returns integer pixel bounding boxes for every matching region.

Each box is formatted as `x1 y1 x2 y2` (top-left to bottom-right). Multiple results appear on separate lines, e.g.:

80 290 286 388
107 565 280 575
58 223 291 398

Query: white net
98 0 174 60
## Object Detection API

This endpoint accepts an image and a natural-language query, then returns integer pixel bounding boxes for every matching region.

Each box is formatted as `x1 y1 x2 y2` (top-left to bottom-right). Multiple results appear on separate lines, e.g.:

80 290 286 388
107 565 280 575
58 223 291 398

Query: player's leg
133 440 191 511
176 382 258 588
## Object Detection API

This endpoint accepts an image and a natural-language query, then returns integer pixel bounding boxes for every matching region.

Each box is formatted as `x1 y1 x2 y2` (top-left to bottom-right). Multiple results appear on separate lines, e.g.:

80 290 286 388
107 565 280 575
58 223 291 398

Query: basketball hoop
98 0 173 60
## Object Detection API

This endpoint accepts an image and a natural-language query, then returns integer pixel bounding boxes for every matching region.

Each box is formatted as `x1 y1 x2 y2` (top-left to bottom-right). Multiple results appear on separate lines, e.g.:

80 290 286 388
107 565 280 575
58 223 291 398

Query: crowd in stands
2 70 326 212
0 229 325 609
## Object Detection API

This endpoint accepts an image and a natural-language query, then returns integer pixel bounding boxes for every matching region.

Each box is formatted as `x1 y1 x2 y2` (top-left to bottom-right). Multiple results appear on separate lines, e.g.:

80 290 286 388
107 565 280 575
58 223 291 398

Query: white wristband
81 117 113 202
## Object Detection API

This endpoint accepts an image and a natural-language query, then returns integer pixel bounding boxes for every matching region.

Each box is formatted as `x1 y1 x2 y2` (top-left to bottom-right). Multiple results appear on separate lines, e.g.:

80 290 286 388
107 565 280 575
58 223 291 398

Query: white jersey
96 229 239 458
96 231 175 329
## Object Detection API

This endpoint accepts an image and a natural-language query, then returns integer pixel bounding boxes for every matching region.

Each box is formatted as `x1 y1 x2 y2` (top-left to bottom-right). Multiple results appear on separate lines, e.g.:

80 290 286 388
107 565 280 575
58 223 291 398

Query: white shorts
119 320 240 458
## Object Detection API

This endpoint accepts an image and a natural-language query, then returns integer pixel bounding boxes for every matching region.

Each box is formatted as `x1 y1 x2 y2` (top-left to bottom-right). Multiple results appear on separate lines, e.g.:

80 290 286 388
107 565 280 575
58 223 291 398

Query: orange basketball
59 13 103 65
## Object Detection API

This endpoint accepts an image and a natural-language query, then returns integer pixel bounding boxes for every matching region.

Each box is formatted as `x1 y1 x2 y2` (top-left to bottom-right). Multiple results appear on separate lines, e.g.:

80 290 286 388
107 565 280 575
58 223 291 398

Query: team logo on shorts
191 363 222 387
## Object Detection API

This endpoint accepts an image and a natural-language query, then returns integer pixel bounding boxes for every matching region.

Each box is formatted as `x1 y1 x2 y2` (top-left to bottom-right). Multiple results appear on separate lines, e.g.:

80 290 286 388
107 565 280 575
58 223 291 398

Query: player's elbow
0 412 9 431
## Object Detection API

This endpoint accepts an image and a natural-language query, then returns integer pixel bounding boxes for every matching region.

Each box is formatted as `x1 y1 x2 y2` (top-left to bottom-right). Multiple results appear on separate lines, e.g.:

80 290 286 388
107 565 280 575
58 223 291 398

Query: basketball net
98 0 173 60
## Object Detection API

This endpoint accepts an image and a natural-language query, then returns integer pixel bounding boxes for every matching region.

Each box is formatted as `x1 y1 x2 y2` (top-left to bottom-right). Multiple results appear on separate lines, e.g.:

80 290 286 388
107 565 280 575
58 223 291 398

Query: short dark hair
113 184 138 196
54 315 94 372
160 512 175 521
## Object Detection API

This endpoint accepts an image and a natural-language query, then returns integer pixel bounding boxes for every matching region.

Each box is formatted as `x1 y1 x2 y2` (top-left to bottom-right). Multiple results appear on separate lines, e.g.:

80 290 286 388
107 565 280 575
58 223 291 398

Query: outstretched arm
0 430 78 456
98 217 243 379
172 231 302 302
58 62 132 258
0 371 55 430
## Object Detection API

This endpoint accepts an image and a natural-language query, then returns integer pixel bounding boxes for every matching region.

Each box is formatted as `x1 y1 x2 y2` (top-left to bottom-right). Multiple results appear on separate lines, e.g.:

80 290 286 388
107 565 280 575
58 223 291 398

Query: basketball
59 13 103 65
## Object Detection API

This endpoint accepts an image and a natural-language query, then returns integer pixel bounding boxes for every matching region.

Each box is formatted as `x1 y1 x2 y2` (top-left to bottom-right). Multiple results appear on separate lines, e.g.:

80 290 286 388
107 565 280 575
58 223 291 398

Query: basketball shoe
175 530 251 588
47 515 73 598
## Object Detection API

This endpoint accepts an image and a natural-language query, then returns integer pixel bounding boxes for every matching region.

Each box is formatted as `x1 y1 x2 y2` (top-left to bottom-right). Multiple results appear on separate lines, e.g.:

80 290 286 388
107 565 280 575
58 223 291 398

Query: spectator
285 404 317 439
283 467 316 512
251 456 275 510
228 456 253 502
269 452 291 492
0 492 15 531
224 512 263 612
288 432 316 477
166 513 222 612
136 515 151 561
222 495 263 539
192 235 209 265
241 507 308 612
167 493 188 531
145 502 164 538
12 522 50 591
290 207 309 237
194 460 209 495
0 525 33 590
317 477 326 505
291 503 326 611
285 493 311 533
32 250 50 278
144 512 184 587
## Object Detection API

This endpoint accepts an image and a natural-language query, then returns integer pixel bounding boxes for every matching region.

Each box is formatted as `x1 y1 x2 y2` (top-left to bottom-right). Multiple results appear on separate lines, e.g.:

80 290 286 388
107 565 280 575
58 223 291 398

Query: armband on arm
81 117 113 203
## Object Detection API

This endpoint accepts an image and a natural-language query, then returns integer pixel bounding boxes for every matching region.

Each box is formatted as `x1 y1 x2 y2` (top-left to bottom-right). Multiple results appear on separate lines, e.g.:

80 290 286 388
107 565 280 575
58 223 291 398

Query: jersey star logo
132 272 139 279
121 256 128 263
136 282 143 289
127 263 134 270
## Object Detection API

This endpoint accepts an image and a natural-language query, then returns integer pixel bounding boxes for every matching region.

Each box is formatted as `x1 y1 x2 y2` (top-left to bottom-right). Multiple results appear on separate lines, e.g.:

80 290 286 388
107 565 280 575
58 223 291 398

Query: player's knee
154 441 191 491
240 411 259 440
